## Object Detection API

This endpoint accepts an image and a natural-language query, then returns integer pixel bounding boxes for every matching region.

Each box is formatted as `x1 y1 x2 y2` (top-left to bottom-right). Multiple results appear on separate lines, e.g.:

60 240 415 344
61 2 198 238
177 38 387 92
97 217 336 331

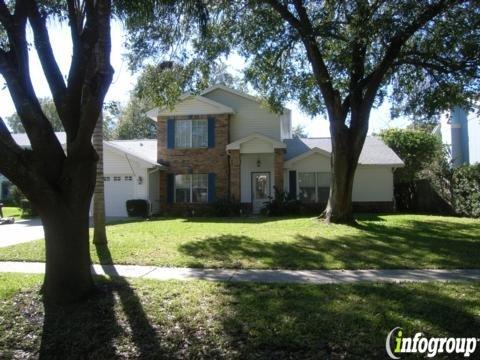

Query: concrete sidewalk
1 261 480 284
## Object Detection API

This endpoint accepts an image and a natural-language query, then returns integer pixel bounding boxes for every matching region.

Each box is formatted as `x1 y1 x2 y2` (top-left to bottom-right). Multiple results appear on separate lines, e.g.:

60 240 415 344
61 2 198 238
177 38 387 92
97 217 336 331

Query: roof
12 132 66 147
284 136 404 166
146 95 235 119
226 133 286 151
106 139 160 167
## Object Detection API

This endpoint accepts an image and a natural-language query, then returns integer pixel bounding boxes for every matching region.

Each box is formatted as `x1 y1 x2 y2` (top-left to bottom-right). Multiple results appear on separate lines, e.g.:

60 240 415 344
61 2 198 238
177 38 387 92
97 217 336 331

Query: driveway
0 218 44 248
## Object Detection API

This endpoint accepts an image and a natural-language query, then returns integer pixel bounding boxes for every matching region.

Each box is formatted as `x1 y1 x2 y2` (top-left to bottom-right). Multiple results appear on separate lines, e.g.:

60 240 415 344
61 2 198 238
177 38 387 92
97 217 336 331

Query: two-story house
147 85 404 214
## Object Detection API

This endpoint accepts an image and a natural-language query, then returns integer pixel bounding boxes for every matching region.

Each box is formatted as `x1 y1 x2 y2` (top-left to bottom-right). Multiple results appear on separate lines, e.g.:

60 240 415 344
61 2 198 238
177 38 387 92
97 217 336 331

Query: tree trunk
41 201 95 305
323 114 368 224
93 112 107 244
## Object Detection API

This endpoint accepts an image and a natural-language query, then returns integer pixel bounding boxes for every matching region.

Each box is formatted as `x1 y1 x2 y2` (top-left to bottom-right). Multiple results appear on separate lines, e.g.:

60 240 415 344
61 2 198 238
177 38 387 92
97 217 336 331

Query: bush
261 187 301 216
452 164 480 218
10 185 37 217
126 199 150 218
209 198 242 217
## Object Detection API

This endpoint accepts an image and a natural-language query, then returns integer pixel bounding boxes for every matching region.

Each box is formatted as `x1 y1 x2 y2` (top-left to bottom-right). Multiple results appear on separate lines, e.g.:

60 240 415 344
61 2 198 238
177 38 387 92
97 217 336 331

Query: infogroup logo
385 327 479 358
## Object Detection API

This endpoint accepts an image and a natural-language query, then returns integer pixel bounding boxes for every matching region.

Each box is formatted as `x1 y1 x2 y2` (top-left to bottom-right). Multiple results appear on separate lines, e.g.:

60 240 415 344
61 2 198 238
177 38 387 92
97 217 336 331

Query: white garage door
104 175 134 217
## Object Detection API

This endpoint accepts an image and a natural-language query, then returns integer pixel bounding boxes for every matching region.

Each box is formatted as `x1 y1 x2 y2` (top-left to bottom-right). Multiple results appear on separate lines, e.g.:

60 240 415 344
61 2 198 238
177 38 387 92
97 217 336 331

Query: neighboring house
0 133 162 217
1 85 404 215
433 107 480 167
147 85 404 214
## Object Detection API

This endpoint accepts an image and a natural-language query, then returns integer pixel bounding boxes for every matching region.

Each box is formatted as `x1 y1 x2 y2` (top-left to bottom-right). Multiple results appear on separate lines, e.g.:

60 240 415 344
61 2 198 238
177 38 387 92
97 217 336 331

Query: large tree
125 0 480 223
0 0 113 304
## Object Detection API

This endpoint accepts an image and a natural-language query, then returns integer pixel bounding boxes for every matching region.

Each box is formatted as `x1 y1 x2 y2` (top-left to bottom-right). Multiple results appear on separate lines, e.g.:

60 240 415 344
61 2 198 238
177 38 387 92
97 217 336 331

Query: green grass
1 206 21 219
0 273 479 359
0 214 479 269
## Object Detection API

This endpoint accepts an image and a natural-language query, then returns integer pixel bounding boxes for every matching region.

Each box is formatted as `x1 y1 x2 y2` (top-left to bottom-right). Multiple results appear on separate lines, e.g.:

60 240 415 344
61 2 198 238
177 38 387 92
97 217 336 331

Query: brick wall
157 114 230 212
274 149 284 193
229 149 241 201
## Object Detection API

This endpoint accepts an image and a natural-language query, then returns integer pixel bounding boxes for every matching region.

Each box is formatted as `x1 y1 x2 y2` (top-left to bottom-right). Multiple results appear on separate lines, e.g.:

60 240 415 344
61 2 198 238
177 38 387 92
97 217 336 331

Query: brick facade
158 114 230 212
274 148 284 192
229 150 241 201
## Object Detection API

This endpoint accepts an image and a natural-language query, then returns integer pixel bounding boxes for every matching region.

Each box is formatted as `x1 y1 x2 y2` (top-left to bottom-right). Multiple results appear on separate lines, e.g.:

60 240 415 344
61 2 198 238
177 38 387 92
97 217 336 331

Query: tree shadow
38 243 163 359
178 216 480 269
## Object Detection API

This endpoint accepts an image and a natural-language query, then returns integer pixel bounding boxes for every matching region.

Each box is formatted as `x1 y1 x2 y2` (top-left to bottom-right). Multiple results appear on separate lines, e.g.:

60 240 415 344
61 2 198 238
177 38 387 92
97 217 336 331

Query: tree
124 0 480 223
7 97 63 132
7 97 117 138
114 96 157 140
379 128 442 183
0 0 113 304
92 112 107 244
292 124 308 138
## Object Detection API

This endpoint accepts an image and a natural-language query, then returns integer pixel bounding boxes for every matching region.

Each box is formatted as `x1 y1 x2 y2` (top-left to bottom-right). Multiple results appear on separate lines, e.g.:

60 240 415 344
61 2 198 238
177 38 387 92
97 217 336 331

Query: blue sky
0 21 409 137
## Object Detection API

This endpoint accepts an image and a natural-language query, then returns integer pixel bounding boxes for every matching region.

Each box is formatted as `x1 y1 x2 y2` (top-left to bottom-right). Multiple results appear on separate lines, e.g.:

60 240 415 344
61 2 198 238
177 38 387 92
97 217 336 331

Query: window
298 173 316 202
298 172 330 202
174 174 208 203
124 176 133 181
175 119 208 148
113 176 121 182
104 177 110 182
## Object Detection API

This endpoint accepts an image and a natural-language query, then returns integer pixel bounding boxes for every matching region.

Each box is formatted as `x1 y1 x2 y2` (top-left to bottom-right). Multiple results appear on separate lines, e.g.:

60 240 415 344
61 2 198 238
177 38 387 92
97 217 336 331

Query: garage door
104 175 134 217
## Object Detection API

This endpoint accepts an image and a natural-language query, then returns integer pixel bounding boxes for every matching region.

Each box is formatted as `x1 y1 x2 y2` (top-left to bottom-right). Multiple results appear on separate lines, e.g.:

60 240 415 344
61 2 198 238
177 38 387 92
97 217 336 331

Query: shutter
167 174 174 204
207 117 215 148
289 171 297 198
167 118 175 149
208 173 216 203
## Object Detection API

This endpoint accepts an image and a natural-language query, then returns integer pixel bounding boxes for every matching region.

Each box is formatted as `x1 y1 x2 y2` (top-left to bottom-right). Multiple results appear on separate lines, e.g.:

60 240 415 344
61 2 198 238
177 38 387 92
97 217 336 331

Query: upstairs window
175 119 208 148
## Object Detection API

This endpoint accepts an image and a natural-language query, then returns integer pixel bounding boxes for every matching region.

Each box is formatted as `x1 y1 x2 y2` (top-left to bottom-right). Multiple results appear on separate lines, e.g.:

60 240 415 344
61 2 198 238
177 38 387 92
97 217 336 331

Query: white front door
251 172 270 214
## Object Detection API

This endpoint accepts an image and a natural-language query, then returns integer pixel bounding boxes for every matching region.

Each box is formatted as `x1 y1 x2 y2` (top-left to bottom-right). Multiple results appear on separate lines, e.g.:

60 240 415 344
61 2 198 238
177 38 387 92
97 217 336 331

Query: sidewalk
1 261 480 284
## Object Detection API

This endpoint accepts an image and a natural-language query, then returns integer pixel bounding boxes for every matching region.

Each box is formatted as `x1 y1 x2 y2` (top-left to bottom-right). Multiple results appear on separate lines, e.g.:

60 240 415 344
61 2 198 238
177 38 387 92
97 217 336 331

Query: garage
104 175 135 217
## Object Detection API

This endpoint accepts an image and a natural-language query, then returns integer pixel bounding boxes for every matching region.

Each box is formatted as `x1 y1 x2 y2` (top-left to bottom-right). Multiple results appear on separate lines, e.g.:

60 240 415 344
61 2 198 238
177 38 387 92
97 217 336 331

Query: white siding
284 152 394 202
240 138 275 153
160 97 227 116
203 89 282 141
240 153 275 203
352 166 394 202
468 112 480 164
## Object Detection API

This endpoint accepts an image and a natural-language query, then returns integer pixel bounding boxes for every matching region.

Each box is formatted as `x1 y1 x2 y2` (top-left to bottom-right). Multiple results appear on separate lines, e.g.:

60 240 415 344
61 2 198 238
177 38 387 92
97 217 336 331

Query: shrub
10 185 37 217
126 199 150 218
452 164 480 218
209 198 242 217
261 187 301 216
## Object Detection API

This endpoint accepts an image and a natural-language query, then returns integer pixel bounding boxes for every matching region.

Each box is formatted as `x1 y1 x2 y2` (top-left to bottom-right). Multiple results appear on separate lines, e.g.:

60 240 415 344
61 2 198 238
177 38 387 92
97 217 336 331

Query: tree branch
362 0 460 108
27 0 68 126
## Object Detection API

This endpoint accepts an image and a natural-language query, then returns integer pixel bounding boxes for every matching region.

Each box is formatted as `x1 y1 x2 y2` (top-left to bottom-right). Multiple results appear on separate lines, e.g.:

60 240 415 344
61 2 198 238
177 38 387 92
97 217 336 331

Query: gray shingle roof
284 136 404 166
107 139 158 166
12 132 67 147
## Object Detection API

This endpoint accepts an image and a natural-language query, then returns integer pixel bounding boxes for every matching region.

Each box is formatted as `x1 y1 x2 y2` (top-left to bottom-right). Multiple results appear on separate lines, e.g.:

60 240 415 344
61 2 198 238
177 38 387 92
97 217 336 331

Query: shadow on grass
178 217 480 269
37 243 162 359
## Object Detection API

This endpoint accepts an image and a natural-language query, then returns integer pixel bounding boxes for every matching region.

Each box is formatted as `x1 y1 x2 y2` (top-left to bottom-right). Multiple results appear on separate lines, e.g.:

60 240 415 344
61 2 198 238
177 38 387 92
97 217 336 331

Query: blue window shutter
208 173 216 203
208 117 215 148
289 171 297 198
167 118 175 149
167 174 174 204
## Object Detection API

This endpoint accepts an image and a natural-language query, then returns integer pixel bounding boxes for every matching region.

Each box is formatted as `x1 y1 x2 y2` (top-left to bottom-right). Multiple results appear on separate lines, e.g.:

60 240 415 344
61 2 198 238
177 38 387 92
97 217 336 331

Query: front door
251 172 270 214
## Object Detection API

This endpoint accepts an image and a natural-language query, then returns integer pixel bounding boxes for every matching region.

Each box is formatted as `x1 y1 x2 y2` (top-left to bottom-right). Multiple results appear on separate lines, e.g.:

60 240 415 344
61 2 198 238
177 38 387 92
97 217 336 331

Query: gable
202 88 283 141
147 95 234 119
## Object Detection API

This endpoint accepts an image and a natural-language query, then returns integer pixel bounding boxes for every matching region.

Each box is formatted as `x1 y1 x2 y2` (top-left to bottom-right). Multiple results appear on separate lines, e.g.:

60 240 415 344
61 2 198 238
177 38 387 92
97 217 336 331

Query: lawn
0 214 479 270
0 273 479 359
1 206 21 219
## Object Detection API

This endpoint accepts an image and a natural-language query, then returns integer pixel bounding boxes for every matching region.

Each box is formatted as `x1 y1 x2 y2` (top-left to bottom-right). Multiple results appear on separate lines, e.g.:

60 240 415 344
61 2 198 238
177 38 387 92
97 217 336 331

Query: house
0 133 162 217
432 107 480 167
1 85 403 216
147 85 403 214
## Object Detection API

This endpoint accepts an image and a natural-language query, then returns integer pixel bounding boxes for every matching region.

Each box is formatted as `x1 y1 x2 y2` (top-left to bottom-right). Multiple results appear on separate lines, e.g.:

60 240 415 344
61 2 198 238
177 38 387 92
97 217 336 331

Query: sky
0 21 410 137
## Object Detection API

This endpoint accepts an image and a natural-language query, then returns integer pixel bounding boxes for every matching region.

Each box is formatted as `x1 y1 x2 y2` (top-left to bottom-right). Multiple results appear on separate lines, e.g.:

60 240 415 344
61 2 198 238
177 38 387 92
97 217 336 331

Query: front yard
1 206 21 219
1 273 479 359
0 214 479 269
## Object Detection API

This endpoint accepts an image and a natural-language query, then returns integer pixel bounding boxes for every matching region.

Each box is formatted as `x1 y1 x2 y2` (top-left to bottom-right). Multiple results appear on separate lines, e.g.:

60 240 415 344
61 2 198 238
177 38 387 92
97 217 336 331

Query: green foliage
10 185 37 218
379 128 442 183
291 124 309 138
7 97 63 133
114 97 157 140
209 198 242 217
452 164 480 218
126 199 150 218
261 187 301 216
